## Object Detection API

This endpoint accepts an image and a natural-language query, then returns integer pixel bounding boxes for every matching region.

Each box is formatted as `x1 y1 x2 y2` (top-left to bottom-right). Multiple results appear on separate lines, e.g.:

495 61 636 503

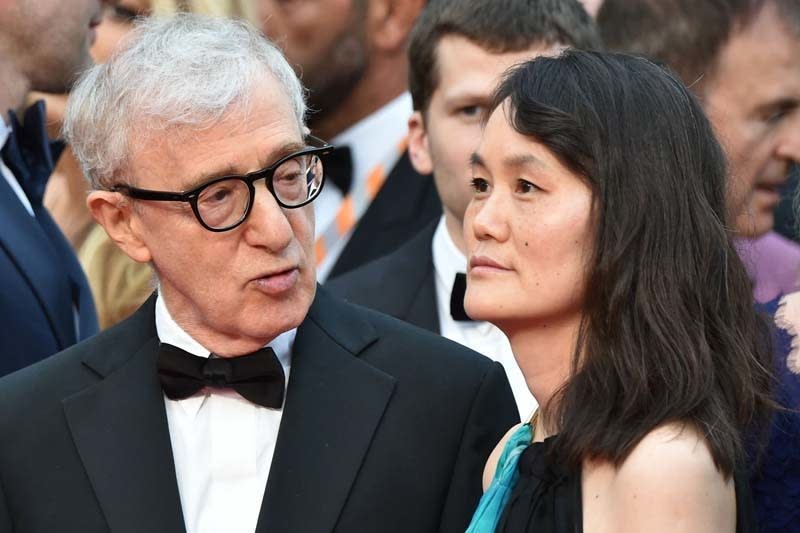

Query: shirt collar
432 215 468 297
331 92 412 187
154 291 295 370
0 115 10 151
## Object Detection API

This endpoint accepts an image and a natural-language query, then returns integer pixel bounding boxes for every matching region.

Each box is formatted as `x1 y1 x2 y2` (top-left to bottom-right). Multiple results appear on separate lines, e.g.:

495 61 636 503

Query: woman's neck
503 314 582 440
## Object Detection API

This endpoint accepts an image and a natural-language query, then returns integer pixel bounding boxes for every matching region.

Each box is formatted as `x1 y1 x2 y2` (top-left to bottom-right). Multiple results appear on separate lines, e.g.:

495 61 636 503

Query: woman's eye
470 177 490 193
516 179 539 194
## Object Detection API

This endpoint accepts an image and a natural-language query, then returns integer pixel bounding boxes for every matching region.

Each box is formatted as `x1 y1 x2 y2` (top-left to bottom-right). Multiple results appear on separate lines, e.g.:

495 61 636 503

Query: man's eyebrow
445 88 493 107
180 140 307 191
755 97 800 117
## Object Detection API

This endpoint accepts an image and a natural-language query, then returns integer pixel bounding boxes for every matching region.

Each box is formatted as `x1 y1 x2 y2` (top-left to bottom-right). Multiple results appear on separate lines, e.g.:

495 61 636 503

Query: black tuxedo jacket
0 166 98 377
0 287 517 533
327 221 440 333
327 153 441 280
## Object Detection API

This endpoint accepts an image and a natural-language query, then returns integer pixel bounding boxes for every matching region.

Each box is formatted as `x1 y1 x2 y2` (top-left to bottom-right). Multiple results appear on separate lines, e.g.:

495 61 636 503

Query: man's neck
443 211 467 257
0 59 29 123
311 60 408 140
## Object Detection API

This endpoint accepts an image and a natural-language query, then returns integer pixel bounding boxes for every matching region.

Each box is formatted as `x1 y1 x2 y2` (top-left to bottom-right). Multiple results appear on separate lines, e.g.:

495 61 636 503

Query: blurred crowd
1 0 799 532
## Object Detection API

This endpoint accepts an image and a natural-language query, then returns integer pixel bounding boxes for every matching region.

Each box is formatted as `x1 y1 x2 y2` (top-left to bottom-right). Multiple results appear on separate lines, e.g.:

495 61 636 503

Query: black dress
495 437 761 533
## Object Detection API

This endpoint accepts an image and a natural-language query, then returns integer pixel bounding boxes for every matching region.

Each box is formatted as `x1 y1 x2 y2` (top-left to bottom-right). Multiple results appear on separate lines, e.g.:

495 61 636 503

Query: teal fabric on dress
466 423 533 533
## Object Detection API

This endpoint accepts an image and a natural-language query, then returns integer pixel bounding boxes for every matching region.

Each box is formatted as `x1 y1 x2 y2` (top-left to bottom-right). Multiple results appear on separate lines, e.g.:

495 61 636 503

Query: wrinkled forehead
123 87 305 190
702 5 800 114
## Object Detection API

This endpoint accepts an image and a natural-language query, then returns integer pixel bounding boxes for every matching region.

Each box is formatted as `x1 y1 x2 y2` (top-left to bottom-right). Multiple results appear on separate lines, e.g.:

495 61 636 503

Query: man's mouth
251 267 300 295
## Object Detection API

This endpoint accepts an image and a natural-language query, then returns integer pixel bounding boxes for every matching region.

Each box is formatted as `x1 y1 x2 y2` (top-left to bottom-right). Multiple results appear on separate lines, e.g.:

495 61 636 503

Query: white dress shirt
156 294 294 533
432 217 538 420
315 92 413 282
0 116 34 216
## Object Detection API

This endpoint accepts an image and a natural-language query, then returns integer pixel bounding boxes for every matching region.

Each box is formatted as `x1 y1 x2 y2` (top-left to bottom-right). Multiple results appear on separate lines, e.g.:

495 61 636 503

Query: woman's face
464 104 594 333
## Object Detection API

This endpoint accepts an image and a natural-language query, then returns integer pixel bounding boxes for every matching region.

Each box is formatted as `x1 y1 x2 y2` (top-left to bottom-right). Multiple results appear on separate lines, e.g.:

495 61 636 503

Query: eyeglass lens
195 153 324 230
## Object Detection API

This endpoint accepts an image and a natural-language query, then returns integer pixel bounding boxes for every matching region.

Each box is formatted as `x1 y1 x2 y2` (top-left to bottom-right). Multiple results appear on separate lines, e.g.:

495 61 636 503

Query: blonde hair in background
151 0 257 24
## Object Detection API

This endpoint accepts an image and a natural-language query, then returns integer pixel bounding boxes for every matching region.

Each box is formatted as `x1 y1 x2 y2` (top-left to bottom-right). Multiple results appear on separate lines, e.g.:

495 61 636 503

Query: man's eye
767 109 789 124
200 183 236 205
107 5 145 23
459 106 482 118
470 177 489 193
764 102 797 124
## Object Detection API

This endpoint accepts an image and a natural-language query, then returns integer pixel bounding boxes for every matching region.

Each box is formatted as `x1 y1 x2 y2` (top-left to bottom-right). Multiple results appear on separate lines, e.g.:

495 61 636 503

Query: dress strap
466 422 534 533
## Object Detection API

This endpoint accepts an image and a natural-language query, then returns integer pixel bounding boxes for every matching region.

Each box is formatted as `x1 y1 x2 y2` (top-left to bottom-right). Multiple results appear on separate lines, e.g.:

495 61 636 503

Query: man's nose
242 184 294 251
776 114 800 163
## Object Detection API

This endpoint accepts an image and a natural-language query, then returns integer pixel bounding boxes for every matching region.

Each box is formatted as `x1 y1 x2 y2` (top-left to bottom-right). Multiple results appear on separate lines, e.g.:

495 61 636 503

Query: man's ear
87 191 152 264
408 111 433 175
366 0 425 53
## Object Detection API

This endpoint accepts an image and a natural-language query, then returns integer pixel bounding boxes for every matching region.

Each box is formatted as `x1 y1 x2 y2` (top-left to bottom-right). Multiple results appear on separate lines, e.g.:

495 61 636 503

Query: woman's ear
408 111 433 175
87 191 152 264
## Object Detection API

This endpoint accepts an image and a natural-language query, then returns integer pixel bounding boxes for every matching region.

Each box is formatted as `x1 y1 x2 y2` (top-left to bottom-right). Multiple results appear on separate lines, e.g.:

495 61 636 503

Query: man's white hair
64 13 307 189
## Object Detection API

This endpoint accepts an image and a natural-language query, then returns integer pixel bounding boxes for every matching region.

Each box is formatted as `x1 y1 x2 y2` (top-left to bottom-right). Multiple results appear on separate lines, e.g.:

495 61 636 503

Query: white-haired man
0 15 517 533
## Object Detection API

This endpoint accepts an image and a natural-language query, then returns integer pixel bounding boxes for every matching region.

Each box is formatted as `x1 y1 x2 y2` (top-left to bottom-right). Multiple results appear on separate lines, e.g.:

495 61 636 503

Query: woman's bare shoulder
583 422 736 533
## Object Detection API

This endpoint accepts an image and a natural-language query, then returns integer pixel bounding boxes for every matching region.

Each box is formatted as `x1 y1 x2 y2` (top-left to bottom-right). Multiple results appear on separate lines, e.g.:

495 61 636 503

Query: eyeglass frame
108 134 334 232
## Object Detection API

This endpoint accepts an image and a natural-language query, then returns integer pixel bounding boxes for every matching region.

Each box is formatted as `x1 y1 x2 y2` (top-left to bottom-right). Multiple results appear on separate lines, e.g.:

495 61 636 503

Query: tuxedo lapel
326 221 440 333
386 222 439 333
35 206 98 338
62 299 186 533
256 288 396 532
0 178 76 349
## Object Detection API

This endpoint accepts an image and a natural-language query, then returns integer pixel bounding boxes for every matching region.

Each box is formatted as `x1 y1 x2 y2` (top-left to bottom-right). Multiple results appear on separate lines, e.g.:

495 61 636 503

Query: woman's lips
251 268 299 294
469 255 512 275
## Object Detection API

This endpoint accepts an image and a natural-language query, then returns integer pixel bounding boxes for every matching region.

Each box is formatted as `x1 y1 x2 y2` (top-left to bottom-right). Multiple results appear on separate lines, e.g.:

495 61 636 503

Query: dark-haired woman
465 50 772 532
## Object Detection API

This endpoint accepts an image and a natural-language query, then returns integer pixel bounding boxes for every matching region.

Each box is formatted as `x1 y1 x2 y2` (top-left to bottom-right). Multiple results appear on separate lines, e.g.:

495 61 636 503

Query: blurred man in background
0 0 104 375
260 0 440 280
599 0 800 303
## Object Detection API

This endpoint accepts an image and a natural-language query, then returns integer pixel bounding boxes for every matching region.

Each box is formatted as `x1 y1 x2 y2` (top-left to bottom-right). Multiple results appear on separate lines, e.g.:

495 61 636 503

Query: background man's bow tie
323 145 353 195
450 273 475 322
1 100 64 207
157 343 286 408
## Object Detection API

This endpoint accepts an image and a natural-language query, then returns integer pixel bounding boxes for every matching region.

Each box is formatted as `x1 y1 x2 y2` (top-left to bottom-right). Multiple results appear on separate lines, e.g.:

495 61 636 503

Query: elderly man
0 15 517 533
598 0 800 302
0 0 103 376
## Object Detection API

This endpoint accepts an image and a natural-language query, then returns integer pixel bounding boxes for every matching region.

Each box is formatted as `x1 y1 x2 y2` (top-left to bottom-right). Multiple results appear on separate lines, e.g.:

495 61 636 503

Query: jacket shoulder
0 298 156 419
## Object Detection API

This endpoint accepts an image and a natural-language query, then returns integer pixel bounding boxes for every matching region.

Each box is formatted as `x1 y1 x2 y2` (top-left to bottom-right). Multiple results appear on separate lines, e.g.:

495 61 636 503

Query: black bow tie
323 145 353 195
1 100 64 207
157 343 286 408
450 273 474 322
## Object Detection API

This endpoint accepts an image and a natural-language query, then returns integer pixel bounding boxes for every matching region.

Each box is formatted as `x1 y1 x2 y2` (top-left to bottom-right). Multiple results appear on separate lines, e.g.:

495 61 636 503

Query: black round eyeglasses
109 135 334 232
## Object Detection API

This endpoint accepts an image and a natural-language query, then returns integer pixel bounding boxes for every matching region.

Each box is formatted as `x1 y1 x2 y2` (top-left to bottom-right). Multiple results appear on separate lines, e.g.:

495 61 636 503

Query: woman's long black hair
492 50 774 476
